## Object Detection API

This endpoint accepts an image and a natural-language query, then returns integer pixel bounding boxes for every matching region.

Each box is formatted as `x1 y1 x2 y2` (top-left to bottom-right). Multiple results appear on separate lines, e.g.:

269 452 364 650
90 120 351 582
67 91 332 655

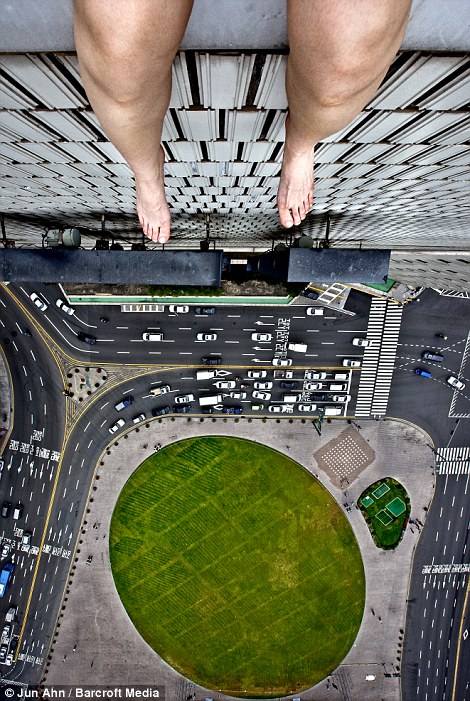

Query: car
298 403 318 412
251 332 273 342
114 396 134 411
1 542 10 559
268 404 293 413
168 305 189 314
247 370 267 379
30 292 48 311
109 418 125 434
152 405 171 417
196 332 218 341
306 307 324 316
1 501 11 518
194 307 215 315
21 531 32 551
305 371 327 380
201 356 222 365
252 390 271 401
342 359 361 367
213 380 236 389
13 503 23 519
332 394 351 402
55 299 75 315
150 384 171 396
272 358 292 367
77 332 97 345
0 645 7 663
222 406 243 415
280 381 299 389
251 403 264 411
5 652 13 666
447 375 466 391
172 404 191 413
200 407 214 414
1 625 11 644
422 350 444 362
305 381 323 391
310 393 329 401
132 413 146 424
174 393 195 404
142 332 163 341
352 337 373 347
22 328 32 336
415 368 432 378
273 370 294 380
304 289 319 301
229 391 247 400
253 381 273 390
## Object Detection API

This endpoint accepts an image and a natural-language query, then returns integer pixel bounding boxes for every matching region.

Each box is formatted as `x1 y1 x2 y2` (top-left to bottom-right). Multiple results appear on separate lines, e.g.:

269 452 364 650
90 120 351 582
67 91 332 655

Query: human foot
135 147 171 243
277 121 315 228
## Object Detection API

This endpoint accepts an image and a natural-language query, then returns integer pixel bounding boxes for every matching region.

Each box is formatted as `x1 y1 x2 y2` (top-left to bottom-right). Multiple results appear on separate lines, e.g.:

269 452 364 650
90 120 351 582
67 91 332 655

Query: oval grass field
110 436 365 697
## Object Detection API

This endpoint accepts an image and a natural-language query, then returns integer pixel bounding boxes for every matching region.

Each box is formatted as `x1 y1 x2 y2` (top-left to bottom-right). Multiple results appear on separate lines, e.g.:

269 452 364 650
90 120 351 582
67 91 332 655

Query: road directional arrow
253 346 271 351
255 321 275 326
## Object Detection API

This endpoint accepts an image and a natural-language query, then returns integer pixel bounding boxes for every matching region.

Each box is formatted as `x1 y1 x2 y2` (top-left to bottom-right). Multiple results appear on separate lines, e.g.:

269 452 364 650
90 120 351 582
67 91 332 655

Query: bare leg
279 0 412 228
73 0 193 242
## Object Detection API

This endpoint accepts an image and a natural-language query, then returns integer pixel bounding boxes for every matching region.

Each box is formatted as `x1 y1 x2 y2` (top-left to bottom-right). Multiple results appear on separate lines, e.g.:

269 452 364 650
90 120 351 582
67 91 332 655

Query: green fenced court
358 477 410 550
386 497 407 517
372 483 390 500
361 495 374 508
376 510 393 526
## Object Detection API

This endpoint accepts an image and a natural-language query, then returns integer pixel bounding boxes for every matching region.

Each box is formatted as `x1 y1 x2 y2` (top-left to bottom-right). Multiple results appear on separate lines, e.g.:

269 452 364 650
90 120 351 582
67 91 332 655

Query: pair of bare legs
73 0 411 243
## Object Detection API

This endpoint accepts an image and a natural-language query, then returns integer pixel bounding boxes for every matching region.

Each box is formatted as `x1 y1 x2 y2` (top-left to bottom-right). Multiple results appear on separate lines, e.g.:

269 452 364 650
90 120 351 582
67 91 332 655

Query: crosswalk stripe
436 447 470 474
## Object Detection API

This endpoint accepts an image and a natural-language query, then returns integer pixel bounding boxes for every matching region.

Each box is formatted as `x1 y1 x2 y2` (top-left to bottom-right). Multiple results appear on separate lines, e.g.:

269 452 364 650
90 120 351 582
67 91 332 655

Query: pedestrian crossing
355 298 403 417
317 283 348 305
122 303 165 313
436 447 470 475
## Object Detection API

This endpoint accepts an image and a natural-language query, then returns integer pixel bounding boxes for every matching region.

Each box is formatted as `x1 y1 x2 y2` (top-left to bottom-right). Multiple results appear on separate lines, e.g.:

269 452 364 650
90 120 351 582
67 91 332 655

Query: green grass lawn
110 436 365 697
358 477 410 549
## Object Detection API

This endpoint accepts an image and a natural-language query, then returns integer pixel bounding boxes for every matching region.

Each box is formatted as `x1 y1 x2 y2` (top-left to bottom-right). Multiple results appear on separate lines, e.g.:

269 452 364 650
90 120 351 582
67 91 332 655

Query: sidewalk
0 349 12 453
44 417 435 701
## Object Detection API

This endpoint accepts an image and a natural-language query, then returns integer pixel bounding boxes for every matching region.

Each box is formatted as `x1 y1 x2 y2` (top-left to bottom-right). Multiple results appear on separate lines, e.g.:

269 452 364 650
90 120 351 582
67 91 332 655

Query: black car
152 405 171 417
1 501 11 518
280 381 299 389
201 356 222 365
304 290 319 301
172 404 191 413
222 406 243 415
200 407 214 414
77 332 97 345
194 307 216 315
310 393 329 402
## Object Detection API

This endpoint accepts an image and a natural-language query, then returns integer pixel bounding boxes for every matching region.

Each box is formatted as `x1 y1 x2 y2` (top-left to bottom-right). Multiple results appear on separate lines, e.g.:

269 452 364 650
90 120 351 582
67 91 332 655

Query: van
13 503 23 520
324 406 342 416
196 370 216 380
282 394 299 403
142 332 163 341
288 342 307 353
334 373 348 381
199 394 223 407
329 383 347 392
422 351 443 362
114 396 134 411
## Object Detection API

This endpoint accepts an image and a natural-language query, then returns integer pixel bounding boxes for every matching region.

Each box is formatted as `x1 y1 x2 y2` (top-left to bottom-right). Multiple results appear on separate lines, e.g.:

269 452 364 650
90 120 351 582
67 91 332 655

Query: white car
1 542 10 559
56 299 75 315
305 382 323 391
150 384 171 396
342 359 361 368
447 375 466 391
254 381 273 390
5 653 13 666
30 292 48 311
252 390 271 401
352 337 373 347
298 403 317 412
306 307 324 316
21 531 32 551
247 370 267 379
268 404 293 413
169 305 189 314
213 380 236 389
272 358 292 367
1 625 11 644
332 395 351 403
229 391 247 400
174 393 195 404
109 418 125 434
251 333 273 342
196 332 217 341
132 413 146 424
305 371 327 380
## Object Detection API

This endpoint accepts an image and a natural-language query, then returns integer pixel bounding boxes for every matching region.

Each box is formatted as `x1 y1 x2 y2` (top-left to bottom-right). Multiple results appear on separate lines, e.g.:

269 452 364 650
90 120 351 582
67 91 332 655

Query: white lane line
321 342 335 345
116 326 128 329
74 443 80 452
225 340 239 344
87 440 93 449
28 391 32 402
84 422 90 432
179 352 193 355
227 315 241 318
30 413 34 424
23 365 28 376
30 349 36 361
306 329 320 333
148 352 162 355
39 376 43 387
44 404 46 416
100 402 109 410
117 351 130 354
100 419 107 428
179 327 192 331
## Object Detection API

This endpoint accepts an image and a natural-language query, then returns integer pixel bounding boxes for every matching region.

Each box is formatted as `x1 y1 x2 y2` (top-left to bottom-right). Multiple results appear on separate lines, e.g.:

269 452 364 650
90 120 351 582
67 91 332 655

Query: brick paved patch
313 427 376 488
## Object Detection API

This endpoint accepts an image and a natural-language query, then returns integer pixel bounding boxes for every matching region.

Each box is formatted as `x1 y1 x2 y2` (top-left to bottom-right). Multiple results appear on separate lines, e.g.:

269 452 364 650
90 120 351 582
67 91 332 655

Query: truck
0 564 14 598
288 342 307 353
199 394 223 407
5 606 16 623
196 370 217 381
150 384 171 397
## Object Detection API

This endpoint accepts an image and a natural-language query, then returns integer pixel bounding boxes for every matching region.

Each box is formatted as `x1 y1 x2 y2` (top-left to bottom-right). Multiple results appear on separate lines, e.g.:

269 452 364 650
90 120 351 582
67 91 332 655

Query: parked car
229 391 247 400
77 332 97 345
109 418 125 434
222 406 243 415
169 304 189 314
352 337 373 347
251 333 273 342
342 358 361 367
13 503 23 519
174 393 195 404
152 405 171 417
196 332 217 341
1 502 11 518
254 381 273 390
252 390 271 401
30 292 48 311
114 396 134 411
150 384 171 396
447 375 466 391
305 371 327 380
56 299 75 315
0 645 7 663
304 289 319 301
194 307 215 315
201 356 222 365
298 404 317 412
1 625 11 644
306 307 324 315
247 370 267 379
305 382 323 391
280 381 298 389
5 652 13 666
21 531 32 551
1 542 10 559
172 404 191 413
415 368 431 378
274 370 294 379
132 413 146 424
272 358 292 367
213 380 236 389
251 403 264 411
310 393 329 401
200 407 214 414
332 395 351 402
268 404 292 413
